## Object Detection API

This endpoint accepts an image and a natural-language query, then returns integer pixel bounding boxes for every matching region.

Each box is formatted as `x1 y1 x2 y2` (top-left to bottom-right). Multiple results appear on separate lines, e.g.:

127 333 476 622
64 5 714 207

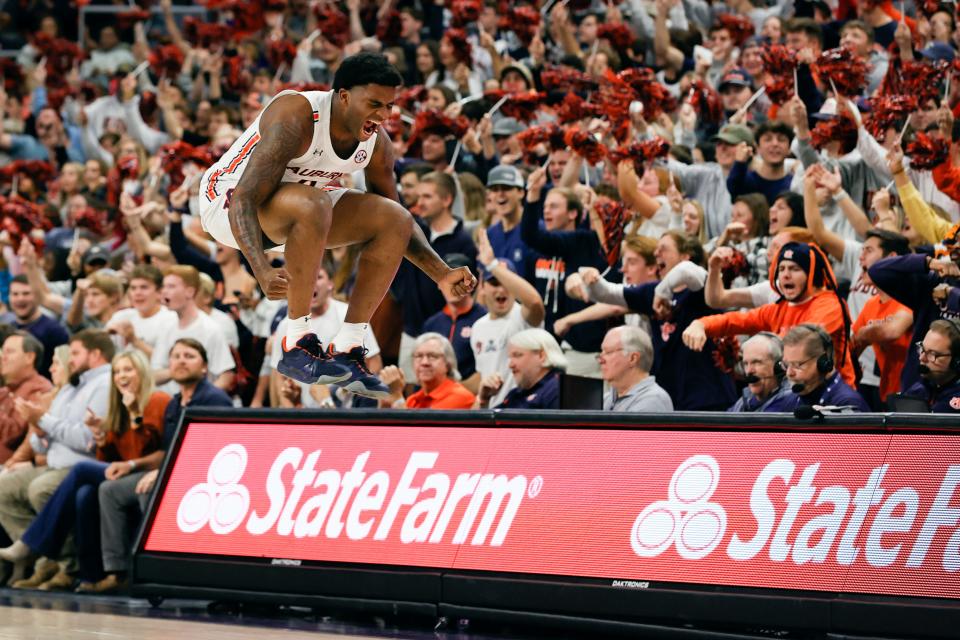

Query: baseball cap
486 164 525 189
921 42 956 63
719 68 754 92
482 257 516 282
500 62 534 89
712 123 755 146
83 245 110 267
492 117 524 137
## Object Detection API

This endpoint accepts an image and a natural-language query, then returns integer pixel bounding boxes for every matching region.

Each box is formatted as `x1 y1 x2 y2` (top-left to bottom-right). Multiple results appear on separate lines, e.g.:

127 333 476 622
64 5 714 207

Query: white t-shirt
108 306 178 356
842 239 880 387
470 303 540 407
209 308 240 349
151 311 237 383
269 299 380 370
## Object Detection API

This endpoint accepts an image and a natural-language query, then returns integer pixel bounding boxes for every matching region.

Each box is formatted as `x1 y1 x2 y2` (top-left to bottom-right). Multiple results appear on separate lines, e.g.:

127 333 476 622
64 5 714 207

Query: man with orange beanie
683 242 857 385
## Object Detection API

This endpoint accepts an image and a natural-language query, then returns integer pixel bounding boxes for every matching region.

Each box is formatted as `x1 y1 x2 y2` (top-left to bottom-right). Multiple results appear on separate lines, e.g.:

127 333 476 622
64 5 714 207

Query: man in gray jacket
600 326 673 413
0 329 113 585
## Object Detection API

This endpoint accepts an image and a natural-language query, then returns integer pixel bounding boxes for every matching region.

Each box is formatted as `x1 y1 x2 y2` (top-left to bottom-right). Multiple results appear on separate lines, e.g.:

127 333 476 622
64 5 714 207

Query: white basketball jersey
202 90 377 204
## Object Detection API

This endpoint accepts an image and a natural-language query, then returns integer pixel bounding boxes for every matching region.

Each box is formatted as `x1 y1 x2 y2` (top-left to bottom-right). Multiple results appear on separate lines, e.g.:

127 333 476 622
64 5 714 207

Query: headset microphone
791 382 806 393
918 364 931 375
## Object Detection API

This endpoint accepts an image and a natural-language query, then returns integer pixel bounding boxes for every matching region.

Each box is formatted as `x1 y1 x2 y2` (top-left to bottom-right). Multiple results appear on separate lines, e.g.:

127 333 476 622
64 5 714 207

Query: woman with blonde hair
680 200 708 245
0 350 170 592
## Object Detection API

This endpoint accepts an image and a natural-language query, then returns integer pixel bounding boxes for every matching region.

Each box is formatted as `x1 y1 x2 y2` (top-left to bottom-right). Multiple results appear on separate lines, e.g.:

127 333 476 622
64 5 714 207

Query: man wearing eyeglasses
901 320 960 413
598 326 673 413
764 324 870 413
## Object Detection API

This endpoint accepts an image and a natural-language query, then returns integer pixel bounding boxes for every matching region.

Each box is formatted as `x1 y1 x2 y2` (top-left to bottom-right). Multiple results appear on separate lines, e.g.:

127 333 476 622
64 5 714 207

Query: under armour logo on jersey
354 150 367 163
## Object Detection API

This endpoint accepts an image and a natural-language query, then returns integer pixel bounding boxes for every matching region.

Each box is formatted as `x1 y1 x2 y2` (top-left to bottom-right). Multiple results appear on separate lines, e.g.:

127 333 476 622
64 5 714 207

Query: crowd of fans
0 0 959 593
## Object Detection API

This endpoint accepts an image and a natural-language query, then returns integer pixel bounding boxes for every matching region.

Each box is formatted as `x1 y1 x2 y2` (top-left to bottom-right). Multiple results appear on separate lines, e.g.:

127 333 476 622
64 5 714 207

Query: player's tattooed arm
228 96 312 276
366 124 449 282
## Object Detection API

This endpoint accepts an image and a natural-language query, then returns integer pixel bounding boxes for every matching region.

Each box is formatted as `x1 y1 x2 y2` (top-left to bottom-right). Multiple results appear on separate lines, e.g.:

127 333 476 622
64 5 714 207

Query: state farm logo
175 445 540 546
631 455 726 560
177 444 250 534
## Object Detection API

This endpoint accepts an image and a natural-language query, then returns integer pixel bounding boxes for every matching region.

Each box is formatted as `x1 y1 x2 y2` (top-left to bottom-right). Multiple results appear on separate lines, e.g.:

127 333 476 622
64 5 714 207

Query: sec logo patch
354 150 367 163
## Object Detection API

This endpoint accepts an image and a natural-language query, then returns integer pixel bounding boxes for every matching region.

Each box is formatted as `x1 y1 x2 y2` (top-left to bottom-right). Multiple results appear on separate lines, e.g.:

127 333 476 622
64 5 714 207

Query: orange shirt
851 295 912 401
699 290 856 386
406 378 476 409
97 392 172 463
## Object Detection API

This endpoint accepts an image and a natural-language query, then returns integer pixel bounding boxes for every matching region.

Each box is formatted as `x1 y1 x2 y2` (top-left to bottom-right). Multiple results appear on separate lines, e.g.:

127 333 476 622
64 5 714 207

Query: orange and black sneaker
329 345 392 399
277 334 351 385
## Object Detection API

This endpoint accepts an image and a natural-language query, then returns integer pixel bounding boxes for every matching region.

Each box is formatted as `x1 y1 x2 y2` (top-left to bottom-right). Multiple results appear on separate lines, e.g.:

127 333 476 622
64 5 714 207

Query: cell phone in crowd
693 45 714 68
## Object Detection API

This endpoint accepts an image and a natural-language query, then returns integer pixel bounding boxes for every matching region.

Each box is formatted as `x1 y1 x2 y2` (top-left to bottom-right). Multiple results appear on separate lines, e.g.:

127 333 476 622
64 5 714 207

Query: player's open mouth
362 120 380 135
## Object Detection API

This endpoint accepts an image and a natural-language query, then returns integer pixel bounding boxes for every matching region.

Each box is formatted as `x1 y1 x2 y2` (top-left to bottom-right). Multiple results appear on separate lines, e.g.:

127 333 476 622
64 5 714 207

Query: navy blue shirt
421 301 487 379
520 196 608 352
726 161 794 207
392 217 477 336
17 314 69 378
622 284 736 411
497 369 560 410
161 378 234 450
487 219 530 267
903 376 960 413
868 254 960 390
763 372 870 412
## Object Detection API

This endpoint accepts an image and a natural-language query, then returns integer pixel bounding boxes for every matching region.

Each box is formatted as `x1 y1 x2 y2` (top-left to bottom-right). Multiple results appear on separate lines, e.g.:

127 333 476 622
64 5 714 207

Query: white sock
284 316 311 349
332 322 368 352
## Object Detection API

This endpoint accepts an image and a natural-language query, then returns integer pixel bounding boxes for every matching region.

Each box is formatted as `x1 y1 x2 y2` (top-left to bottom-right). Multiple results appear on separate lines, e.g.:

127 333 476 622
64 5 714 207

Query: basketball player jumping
199 53 476 398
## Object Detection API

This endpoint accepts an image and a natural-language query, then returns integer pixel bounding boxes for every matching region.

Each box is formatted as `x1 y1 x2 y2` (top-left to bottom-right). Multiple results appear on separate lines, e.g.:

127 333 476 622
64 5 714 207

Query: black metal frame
132 408 960 638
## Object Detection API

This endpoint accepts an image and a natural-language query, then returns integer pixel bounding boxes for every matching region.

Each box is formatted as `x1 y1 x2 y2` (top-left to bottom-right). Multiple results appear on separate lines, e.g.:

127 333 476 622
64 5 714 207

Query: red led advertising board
144 422 960 600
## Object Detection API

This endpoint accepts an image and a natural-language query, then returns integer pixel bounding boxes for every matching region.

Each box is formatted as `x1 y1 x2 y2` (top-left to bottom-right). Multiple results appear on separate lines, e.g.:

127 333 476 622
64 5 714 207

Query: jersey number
223 188 234 209
299 179 318 188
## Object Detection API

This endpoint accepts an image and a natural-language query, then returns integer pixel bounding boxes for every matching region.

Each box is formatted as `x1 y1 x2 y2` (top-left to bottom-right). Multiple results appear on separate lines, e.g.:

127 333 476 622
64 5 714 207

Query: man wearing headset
902 319 960 413
764 324 870 412
728 332 792 412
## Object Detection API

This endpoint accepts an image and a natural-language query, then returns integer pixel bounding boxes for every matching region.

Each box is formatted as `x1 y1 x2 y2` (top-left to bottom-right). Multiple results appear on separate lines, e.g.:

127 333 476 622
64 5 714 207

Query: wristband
832 190 849 204
128 459 137 470
483 259 500 272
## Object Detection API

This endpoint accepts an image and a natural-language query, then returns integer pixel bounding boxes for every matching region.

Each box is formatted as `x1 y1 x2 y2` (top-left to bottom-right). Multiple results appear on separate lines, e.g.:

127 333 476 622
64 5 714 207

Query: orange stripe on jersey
207 133 261 199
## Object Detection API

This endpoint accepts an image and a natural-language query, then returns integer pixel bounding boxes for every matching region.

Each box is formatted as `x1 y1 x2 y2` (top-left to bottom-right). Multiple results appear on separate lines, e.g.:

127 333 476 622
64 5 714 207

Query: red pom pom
540 65 598 93
266 39 297 71
814 48 869 97
898 60 948 106
444 28 473 65
312 5 349 47
607 138 671 175
73 206 112 238
563 126 606 165
0 160 56 186
761 44 797 105
395 85 428 111
160 141 213 190
0 193 53 251
593 199 629 268
917 0 942 18
376 10 403 44
711 335 742 375
183 18 234 49
720 249 750 287
204 0 266 39
449 0 482 28
411 110 470 140
149 44 186 79
864 94 919 141
716 14 755 47
597 23 635 53
612 67 677 119
810 115 859 153
905 132 950 170
33 33 85 77
498 91 547 123
223 54 251 94
555 94 604 124
499 7 541 47
517 123 566 154
685 79 723 124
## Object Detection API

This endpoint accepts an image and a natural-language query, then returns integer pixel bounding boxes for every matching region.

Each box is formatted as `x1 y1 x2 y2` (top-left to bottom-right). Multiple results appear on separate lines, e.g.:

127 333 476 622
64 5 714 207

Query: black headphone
940 316 960 374
799 323 834 375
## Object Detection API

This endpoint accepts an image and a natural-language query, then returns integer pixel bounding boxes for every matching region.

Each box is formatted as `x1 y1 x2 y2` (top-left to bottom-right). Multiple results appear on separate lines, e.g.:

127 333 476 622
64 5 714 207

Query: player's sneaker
277 334 351 385
328 345 392 399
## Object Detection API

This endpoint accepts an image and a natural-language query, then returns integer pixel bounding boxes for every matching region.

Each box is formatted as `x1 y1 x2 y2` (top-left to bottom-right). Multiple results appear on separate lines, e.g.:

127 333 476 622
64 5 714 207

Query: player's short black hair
333 52 404 91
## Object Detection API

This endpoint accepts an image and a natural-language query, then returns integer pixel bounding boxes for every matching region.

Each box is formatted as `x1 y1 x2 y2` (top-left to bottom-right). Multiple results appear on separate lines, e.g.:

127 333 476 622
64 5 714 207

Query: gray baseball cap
486 164 525 189
492 117 524 137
